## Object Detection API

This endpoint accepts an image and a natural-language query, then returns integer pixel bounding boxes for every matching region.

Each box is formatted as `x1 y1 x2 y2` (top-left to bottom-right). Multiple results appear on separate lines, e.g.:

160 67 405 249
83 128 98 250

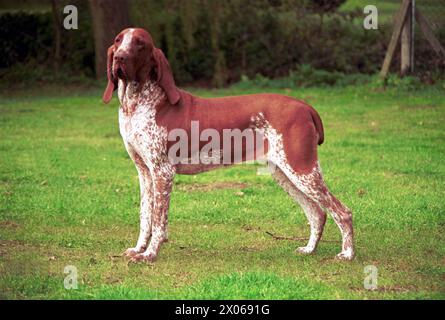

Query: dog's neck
118 79 166 116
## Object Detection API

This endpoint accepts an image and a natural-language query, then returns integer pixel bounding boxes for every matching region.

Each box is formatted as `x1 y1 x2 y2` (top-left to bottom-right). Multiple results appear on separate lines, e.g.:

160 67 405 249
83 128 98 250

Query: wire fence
416 0 445 34
375 0 445 76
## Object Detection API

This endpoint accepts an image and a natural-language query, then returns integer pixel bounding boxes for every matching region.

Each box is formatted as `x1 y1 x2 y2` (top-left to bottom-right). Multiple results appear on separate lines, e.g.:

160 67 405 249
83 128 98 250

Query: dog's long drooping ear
153 47 180 105
102 45 118 104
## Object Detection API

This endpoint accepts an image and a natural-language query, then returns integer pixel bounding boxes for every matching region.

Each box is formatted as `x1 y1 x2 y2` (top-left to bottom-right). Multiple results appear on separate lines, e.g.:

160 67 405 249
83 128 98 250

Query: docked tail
308 107 324 145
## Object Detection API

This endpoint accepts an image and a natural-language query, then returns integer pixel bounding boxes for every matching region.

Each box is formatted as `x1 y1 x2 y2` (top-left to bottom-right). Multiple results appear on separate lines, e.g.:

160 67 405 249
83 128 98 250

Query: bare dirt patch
0 221 20 230
398 104 438 110
175 182 249 192
349 284 418 293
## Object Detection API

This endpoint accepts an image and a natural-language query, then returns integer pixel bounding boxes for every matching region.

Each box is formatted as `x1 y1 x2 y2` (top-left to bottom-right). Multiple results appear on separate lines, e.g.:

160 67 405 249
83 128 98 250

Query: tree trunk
51 0 62 74
208 0 227 88
89 0 130 79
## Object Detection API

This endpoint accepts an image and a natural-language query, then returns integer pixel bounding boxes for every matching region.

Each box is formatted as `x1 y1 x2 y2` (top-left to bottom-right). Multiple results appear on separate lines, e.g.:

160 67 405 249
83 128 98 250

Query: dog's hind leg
277 162 354 260
264 118 354 260
272 167 326 254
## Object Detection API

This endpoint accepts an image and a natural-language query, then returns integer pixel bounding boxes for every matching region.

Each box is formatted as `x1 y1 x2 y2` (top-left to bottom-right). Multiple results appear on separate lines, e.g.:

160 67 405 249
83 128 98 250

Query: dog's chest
118 81 167 147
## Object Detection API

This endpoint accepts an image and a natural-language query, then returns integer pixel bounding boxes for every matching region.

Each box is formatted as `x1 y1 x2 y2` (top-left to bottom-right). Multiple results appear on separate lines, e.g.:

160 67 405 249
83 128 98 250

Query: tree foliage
306 0 346 14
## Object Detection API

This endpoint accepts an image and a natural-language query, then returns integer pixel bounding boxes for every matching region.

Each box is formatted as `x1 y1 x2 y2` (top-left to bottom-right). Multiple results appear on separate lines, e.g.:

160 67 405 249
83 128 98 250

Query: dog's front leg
122 146 154 257
123 159 153 257
131 161 174 263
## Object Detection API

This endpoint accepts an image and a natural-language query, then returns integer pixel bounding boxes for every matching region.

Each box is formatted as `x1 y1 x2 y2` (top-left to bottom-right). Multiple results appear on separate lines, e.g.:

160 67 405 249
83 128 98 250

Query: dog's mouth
113 62 137 82
116 66 125 80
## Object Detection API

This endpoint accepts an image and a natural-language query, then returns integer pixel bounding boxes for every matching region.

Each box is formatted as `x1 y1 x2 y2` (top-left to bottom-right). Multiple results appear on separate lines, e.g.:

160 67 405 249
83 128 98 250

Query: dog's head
102 28 180 105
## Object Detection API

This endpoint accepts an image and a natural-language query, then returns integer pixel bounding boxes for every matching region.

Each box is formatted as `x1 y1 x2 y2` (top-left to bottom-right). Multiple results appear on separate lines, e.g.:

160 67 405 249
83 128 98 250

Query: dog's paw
123 247 144 258
130 252 157 264
296 246 315 255
335 250 355 261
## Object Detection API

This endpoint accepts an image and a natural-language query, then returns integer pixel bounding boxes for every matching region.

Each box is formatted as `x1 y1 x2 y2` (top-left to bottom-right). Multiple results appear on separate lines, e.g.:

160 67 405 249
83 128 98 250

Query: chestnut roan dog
102 28 354 263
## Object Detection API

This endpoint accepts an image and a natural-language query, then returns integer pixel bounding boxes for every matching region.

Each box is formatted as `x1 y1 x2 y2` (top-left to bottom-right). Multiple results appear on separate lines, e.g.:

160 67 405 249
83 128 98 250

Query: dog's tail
308 106 324 145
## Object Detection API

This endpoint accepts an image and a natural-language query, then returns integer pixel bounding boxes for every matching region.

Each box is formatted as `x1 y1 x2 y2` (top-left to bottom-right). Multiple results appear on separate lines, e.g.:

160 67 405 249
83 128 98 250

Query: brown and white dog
102 28 354 263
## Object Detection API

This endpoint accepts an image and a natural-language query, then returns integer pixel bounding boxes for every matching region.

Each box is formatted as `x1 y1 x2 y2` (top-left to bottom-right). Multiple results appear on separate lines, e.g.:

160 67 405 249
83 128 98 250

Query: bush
234 64 374 89
234 65 444 91
0 12 53 69
0 1 94 86
132 0 389 86
1 0 444 87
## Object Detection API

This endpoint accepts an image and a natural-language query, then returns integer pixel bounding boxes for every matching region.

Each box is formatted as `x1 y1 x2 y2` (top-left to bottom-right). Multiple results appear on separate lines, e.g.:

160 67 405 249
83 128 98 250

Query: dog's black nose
114 52 127 62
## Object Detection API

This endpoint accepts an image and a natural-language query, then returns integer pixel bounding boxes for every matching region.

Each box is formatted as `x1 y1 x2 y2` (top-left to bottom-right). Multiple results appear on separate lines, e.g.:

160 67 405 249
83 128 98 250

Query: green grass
1 83 444 300
340 0 445 26
340 0 400 19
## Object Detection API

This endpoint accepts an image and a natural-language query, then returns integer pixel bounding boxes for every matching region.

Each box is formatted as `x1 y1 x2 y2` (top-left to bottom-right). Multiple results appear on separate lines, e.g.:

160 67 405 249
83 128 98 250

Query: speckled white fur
114 27 355 261
119 80 173 261
254 113 354 260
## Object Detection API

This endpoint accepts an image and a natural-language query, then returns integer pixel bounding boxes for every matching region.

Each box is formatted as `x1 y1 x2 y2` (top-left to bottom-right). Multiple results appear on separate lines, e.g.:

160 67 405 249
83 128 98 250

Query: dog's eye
115 37 121 44
135 38 145 47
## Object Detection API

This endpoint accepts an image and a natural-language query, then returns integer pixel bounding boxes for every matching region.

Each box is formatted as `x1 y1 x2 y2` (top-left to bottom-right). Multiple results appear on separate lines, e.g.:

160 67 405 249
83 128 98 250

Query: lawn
0 83 444 299
340 0 445 27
